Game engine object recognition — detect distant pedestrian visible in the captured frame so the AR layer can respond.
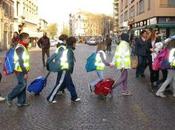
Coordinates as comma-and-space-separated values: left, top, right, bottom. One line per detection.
6, 33, 30, 107
11, 32, 19, 48
105, 35, 112, 54
37, 32, 50, 67
89, 43, 110, 91
0, 60, 5, 102
111, 33, 132, 96
47, 35, 80, 103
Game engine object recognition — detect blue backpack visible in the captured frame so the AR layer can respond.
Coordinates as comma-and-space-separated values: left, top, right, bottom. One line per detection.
27, 72, 50, 95
85, 52, 96, 72
3, 48, 15, 75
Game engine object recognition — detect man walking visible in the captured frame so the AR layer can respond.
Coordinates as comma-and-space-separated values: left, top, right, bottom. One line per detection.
37, 32, 50, 67
6, 33, 30, 107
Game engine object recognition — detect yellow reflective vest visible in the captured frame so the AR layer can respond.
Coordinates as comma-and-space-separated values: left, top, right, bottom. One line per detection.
14, 44, 30, 72
95, 50, 106, 71
169, 48, 175, 67
114, 40, 131, 69
55, 45, 69, 70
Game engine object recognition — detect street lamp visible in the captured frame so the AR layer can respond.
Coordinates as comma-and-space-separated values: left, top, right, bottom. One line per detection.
108, 19, 111, 35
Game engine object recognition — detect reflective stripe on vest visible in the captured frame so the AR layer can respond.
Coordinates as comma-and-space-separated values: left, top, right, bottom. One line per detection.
14, 44, 30, 72
95, 50, 106, 71
55, 45, 69, 70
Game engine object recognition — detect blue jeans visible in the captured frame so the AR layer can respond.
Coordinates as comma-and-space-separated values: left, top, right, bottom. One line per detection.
8, 72, 27, 104
90, 70, 104, 87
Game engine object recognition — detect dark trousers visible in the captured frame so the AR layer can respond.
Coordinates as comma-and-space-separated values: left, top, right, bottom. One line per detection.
42, 48, 50, 66
8, 72, 27, 104
47, 70, 78, 102
136, 56, 147, 76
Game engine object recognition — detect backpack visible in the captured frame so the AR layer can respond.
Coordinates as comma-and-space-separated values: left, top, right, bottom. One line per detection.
152, 48, 170, 71
46, 46, 66, 72
85, 52, 96, 72
3, 48, 15, 75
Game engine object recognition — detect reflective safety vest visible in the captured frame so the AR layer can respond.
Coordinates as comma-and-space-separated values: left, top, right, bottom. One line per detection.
55, 45, 69, 70
114, 40, 131, 69
169, 48, 175, 67
95, 50, 106, 71
14, 44, 30, 72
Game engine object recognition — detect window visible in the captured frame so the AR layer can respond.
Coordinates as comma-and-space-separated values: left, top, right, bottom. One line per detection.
148, 0, 150, 10
160, 0, 175, 7
129, 6, 135, 18
138, 0, 144, 14
17, 1, 19, 16
124, 11, 128, 21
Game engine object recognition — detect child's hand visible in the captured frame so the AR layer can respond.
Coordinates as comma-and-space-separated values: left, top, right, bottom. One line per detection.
109, 63, 114, 68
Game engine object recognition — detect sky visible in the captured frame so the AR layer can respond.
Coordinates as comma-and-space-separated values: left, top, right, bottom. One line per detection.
38, 0, 113, 24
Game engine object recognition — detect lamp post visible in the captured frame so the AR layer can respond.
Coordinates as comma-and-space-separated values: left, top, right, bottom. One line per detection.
108, 19, 111, 35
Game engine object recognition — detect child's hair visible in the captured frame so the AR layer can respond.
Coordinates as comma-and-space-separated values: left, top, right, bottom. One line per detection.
96, 43, 105, 51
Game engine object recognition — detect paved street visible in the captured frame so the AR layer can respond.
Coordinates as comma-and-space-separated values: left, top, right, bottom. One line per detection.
0, 44, 175, 130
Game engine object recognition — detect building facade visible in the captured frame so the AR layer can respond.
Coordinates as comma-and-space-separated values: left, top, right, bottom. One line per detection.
113, 0, 119, 34
69, 11, 113, 37
0, 0, 14, 49
119, 0, 175, 37
13, 0, 39, 38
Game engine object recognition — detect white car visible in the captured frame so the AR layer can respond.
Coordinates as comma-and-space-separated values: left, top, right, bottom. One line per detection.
50, 39, 58, 47
86, 38, 97, 45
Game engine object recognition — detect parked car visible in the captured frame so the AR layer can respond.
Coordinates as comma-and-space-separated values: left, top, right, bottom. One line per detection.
86, 38, 97, 45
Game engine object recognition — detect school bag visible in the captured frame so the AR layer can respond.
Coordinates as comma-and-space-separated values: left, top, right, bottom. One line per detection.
3, 48, 15, 75
85, 52, 96, 72
27, 72, 50, 95
94, 78, 115, 96
46, 46, 65, 72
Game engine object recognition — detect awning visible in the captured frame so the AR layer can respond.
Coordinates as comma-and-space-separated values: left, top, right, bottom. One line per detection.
146, 24, 175, 28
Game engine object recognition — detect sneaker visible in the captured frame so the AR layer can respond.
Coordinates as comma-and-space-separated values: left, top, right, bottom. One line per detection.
72, 97, 81, 102
0, 96, 5, 102
6, 97, 12, 106
121, 91, 132, 96
156, 92, 166, 98
48, 100, 57, 104
16, 103, 30, 107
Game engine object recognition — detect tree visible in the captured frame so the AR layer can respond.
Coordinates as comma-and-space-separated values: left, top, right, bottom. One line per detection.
47, 23, 58, 39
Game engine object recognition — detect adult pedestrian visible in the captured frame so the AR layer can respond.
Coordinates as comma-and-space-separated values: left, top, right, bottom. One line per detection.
105, 35, 112, 54
37, 32, 50, 67
11, 31, 19, 48
111, 33, 132, 95
6, 33, 30, 107
47, 35, 80, 103
135, 30, 148, 78
146, 30, 160, 88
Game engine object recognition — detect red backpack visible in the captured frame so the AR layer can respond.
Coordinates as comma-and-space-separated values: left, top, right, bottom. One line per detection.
94, 78, 115, 96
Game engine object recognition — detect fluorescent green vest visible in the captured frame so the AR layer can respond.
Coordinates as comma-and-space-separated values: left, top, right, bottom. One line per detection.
55, 45, 69, 70
95, 50, 106, 71
14, 44, 30, 72
114, 40, 131, 69
169, 48, 175, 67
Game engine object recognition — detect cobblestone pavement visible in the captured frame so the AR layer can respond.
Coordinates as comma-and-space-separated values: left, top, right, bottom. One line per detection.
0, 44, 175, 130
